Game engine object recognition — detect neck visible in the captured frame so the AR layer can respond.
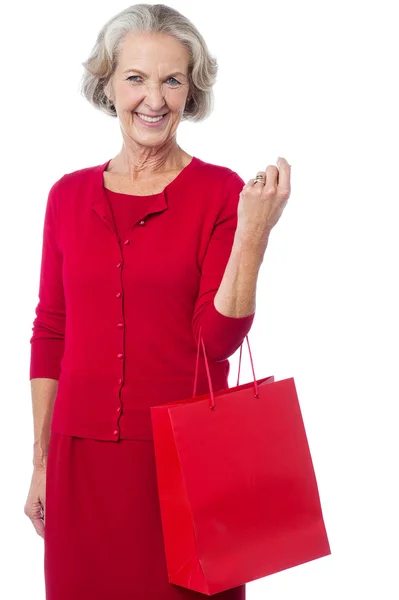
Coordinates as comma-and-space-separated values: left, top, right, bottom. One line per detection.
113, 140, 185, 181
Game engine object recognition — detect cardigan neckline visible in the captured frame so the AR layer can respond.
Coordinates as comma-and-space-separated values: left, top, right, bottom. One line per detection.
100, 155, 199, 198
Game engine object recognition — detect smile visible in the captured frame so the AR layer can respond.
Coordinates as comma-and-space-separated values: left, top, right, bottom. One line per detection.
136, 113, 166, 123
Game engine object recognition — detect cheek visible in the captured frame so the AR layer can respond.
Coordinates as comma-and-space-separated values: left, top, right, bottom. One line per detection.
165, 90, 188, 110
119, 86, 140, 105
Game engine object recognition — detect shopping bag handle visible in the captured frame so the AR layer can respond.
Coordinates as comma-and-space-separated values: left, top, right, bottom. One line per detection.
193, 325, 260, 410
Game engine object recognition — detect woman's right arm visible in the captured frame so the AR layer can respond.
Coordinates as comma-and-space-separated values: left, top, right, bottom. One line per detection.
25, 378, 58, 538
25, 181, 66, 537
31, 378, 58, 469
30, 179, 66, 461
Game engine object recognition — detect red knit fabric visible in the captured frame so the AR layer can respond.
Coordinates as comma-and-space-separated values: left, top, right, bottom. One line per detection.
34, 156, 254, 598
29, 156, 255, 441
44, 430, 246, 599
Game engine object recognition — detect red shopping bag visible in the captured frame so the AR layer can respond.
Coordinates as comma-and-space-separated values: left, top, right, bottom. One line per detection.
150, 327, 331, 595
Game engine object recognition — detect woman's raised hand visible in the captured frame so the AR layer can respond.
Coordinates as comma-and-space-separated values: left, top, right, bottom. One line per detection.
236, 157, 292, 248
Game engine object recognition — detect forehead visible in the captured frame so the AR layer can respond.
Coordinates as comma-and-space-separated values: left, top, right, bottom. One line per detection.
117, 32, 190, 72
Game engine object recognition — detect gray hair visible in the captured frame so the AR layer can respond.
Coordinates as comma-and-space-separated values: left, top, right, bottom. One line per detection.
79, 3, 218, 121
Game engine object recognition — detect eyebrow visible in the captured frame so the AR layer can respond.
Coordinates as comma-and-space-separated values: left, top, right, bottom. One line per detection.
123, 68, 187, 78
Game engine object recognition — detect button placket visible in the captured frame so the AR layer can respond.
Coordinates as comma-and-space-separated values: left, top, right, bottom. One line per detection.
115, 239, 126, 437
112, 219, 147, 438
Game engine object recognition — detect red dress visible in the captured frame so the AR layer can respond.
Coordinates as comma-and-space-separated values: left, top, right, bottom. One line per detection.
43, 185, 248, 599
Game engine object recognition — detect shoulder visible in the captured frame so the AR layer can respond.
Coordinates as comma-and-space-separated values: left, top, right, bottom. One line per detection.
45, 160, 108, 214
192, 157, 246, 217
193, 156, 246, 190
193, 157, 246, 217
49, 160, 107, 194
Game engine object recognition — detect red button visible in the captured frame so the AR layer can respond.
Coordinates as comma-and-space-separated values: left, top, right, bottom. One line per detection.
116, 292, 122, 298
113, 429, 119, 435
124, 239, 130, 245
117, 353, 123, 359
116, 262, 122, 268
118, 378, 123, 385
116, 406, 121, 413
139, 220, 146, 226
117, 322, 124, 328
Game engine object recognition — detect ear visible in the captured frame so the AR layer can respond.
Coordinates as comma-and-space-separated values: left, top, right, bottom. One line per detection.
104, 81, 114, 103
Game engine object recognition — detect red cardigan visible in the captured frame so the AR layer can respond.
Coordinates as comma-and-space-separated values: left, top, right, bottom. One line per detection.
29, 156, 255, 441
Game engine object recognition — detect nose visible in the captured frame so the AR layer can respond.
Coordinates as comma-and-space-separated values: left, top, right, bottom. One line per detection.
143, 81, 167, 112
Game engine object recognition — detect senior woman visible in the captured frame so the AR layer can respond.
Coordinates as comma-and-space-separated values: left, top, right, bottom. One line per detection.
25, 3, 291, 599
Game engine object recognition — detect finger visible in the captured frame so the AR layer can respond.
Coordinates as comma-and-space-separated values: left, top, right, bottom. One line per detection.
245, 178, 256, 187
253, 171, 266, 187
32, 516, 45, 538
264, 165, 279, 189
276, 157, 291, 190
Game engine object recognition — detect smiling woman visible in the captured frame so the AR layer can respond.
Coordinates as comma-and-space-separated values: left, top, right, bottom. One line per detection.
77, 3, 219, 180
101, 32, 192, 147
80, 5, 217, 123
27, 3, 252, 600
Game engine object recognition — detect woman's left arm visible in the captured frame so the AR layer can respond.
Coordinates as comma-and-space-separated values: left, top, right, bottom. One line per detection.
213, 234, 266, 318
214, 156, 291, 318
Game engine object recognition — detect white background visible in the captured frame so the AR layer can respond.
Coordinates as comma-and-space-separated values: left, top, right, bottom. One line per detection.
0, 0, 398, 598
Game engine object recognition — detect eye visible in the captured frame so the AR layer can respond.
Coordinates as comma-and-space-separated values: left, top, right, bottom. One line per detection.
127, 75, 181, 86
166, 77, 181, 86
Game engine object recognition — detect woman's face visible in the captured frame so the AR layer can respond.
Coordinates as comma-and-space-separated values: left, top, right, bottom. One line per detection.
105, 32, 191, 149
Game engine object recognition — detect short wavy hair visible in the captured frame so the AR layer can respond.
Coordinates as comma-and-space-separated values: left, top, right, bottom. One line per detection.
79, 3, 218, 122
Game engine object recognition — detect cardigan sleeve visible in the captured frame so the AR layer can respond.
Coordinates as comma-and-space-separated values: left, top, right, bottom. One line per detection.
192, 171, 255, 362
29, 181, 66, 380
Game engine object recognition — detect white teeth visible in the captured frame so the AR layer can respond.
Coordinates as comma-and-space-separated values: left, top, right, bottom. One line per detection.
137, 113, 164, 123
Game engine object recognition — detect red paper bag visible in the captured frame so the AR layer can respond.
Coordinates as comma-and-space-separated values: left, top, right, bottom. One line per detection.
150, 328, 330, 595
